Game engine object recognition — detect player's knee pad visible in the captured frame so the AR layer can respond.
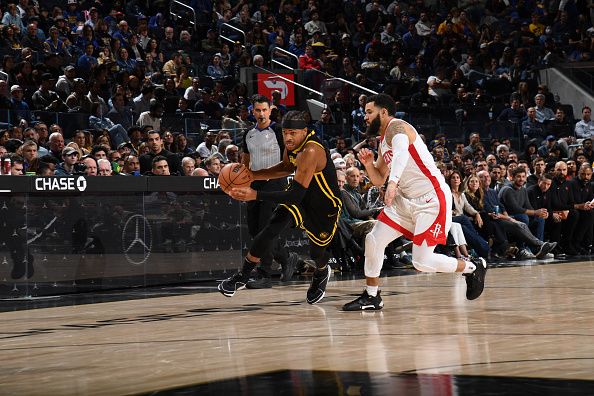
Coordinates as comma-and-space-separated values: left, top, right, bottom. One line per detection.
412, 244, 459, 273
364, 231, 375, 251
364, 232, 383, 278
411, 245, 437, 273
411, 258, 436, 273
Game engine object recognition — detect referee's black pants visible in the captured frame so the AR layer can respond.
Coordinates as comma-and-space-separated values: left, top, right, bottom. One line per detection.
247, 179, 289, 274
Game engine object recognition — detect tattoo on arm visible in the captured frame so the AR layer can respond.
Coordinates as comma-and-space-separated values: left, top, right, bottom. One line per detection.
385, 120, 407, 142
386, 120, 415, 146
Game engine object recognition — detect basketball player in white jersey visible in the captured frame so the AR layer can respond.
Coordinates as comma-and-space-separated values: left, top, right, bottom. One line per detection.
342, 94, 487, 311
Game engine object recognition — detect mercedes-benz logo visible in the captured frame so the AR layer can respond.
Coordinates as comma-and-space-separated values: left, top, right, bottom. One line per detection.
122, 214, 152, 265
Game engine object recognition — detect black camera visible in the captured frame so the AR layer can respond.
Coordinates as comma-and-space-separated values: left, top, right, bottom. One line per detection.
73, 162, 87, 175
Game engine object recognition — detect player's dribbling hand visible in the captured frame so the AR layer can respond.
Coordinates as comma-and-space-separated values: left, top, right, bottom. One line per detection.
383, 180, 397, 206
357, 148, 374, 166
229, 187, 257, 201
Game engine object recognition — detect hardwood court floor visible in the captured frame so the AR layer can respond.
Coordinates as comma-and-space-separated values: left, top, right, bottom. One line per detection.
2, 261, 594, 395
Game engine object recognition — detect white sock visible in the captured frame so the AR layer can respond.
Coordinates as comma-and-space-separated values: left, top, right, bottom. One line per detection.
462, 261, 476, 274
366, 285, 379, 297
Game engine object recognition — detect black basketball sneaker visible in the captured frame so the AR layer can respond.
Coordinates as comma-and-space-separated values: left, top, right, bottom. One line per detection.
342, 290, 384, 311
246, 267, 272, 289
218, 271, 250, 297
306, 265, 331, 304
464, 257, 487, 300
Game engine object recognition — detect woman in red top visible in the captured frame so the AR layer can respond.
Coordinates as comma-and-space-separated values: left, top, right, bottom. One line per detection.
298, 45, 322, 70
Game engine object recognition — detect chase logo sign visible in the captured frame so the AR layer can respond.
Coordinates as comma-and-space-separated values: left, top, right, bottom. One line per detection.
203, 176, 220, 190
34, 176, 87, 192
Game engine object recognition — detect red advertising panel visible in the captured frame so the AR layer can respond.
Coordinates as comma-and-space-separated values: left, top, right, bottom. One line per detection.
257, 73, 295, 106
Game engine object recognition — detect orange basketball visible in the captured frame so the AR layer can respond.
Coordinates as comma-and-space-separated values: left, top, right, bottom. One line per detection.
218, 163, 253, 193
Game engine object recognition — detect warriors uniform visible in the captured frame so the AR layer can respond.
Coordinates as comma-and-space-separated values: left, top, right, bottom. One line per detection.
282, 130, 342, 247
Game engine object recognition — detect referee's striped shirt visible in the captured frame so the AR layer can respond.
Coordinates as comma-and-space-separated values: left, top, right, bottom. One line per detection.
242, 122, 285, 171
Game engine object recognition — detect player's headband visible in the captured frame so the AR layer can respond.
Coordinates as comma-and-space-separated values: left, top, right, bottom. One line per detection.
282, 119, 307, 129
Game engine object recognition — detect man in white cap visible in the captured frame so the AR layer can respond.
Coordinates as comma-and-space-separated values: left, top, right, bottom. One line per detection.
10, 85, 31, 122
55, 146, 80, 176
333, 157, 346, 171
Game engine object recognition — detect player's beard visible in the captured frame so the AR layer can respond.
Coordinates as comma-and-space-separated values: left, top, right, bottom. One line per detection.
366, 114, 381, 136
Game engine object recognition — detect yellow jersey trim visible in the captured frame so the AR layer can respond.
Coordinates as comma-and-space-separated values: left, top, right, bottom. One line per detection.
305, 216, 340, 246
314, 173, 342, 208
293, 131, 316, 153
280, 204, 300, 226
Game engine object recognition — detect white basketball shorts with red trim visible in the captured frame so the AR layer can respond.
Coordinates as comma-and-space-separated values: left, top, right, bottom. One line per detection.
377, 189, 452, 247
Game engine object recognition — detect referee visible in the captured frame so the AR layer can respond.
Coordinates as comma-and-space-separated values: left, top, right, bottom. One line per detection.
241, 95, 298, 288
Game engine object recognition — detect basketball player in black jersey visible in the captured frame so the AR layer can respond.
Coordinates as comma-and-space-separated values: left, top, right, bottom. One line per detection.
242, 95, 298, 288
218, 110, 342, 304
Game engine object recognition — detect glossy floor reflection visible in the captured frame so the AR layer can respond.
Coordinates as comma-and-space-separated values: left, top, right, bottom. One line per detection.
0, 255, 579, 312
150, 370, 594, 395
2, 259, 594, 395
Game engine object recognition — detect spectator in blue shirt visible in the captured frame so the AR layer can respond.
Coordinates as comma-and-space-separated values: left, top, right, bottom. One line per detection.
77, 43, 98, 78
89, 102, 130, 147
288, 32, 306, 57
44, 27, 69, 56
497, 97, 525, 124
522, 107, 546, 140
207, 54, 227, 79
112, 20, 132, 48
9, 85, 31, 122
75, 25, 100, 53
1, 4, 25, 34
534, 94, 555, 123
351, 94, 367, 138
116, 47, 137, 73
63, 0, 83, 28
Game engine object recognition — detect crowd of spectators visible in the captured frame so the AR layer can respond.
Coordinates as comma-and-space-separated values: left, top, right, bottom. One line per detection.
1, 0, 594, 262
0, 0, 592, 163
333, 126, 594, 261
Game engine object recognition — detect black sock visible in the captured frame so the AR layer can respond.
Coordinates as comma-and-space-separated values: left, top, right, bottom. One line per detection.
241, 257, 258, 275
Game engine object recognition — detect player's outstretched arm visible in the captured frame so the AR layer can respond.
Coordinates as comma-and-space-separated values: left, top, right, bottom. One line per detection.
230, 148, 313, 204
236, 145, 319, 204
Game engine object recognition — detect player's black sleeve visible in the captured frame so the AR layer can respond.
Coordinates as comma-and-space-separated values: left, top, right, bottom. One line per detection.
256, 180, 307, 205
